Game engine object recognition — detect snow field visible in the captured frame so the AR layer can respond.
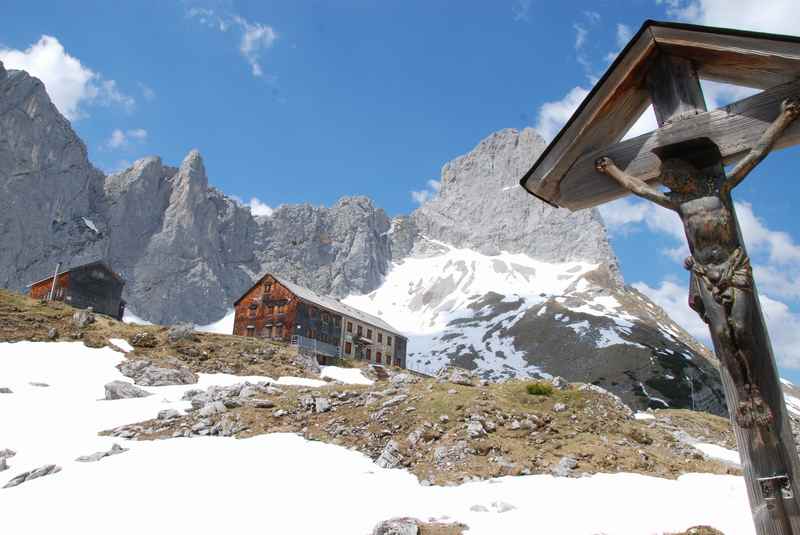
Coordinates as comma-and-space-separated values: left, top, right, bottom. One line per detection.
0, 341, 754, 534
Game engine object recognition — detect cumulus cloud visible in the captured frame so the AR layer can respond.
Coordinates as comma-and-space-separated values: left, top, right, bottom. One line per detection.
188, 8, 277, 78
247, 197, 274, 217
534, 86, 589, 142
633, 279, 710, 341
662, 0, 800, 36
105, 128, 148, 149
637, 277, 800, 369
411, 179, 442, 205
0, 35, 135, 120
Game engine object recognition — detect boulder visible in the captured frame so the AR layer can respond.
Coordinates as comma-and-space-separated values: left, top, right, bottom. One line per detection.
439, 366, 475, 387
375, 440, 403, 469
104, 380, 152, 400
72, 308, 95, 328
157, 409, 181, 420
76, 443, 128, 463
199, 401, 226, 417
0, 387, 12, 394
314, 397, 331, 413
130, 332, 158, 348
118, 359, 197, 386
167, 323, 196, 343
551, 456, 578, 477
551, 376, 568, 390
467, 420, 486, 439
3, 464, 61, 488
371, 518, 419, 535
293, 352, 320, 375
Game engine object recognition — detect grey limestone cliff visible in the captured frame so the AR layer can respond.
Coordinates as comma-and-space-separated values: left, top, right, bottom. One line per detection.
0, 62, 392, 324
409, 128, 620, 279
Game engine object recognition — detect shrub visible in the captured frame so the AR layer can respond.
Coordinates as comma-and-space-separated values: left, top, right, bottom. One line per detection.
526, 382, 553, 396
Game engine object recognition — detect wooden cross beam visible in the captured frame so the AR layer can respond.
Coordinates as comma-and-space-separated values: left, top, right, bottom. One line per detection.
558, 78, 800, 210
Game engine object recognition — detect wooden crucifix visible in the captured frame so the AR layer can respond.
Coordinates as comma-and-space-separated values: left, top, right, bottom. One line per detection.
520, 20, 800, 534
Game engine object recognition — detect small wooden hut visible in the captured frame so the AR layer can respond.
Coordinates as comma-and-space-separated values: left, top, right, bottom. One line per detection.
28, 261, 126, 320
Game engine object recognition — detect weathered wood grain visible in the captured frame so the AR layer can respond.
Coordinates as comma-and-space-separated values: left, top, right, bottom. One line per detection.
652, 25, 800, 89
521, 20, 800, 208
557, 77, 800, 210
520, 26, 657, 201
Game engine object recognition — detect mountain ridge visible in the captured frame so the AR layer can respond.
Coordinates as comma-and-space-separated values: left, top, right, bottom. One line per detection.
0, 62, 727, 413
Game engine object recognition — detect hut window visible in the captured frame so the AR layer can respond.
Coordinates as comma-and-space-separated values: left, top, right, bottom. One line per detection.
321, 312, 329, 323
347, 321, 353, 333
387, 336, 393, 346
246, 326, 255, 337
334, 317, 341, 328
248, 308, 257, 319
276, 324, 283, 338
345, 342, 352, 354
264, 283, 272, 293
378, 333, 383, 343
357, 325, 363, 336
366, 329, 372, 340
376, 351, 382, 364
309, 307, 317, 319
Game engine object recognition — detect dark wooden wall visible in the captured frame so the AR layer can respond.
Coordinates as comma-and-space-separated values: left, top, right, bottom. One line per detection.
233, 275, 298, 340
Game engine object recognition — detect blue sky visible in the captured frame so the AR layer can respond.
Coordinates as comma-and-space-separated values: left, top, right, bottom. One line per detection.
3, 0, 800, 379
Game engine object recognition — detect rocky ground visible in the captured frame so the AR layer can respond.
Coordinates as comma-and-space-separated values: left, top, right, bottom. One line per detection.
110, 366, 739, 486
0, 288, 311, 379
1, 288, 741, 490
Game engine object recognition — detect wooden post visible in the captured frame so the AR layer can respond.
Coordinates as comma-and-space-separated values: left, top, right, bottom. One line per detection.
646, 53, 800, 534
47, 262, 62, 302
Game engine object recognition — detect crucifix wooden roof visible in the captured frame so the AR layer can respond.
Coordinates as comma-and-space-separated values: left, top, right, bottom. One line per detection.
520, 19, 800, 211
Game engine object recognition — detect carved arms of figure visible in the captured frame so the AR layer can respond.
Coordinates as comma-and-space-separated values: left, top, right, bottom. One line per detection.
595, 156, 677, 210
724, 97, 800, 194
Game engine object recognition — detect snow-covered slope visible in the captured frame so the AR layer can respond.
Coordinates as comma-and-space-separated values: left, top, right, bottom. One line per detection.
0, 342, 753, 534
345, 237, 726, 415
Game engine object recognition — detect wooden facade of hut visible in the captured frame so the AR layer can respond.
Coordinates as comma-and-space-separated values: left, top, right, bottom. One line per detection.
28, 261, 126, 320
233, 274, 407, 367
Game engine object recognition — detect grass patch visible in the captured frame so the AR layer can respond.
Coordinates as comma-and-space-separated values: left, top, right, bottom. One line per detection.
525, 382, 553, 396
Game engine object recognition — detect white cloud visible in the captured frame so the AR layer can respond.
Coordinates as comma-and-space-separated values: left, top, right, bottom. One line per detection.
0, 35, 134, 120
233, 16, 277, 77
247, 197, 274, 217
105, 128, 148, 149
633, 279, 710, 341
635, 280, 800, 369
188, 9, 277, 78
411, 179, 442, 205
663, 0, 800, 37
534, 86, 589, 142
573, 24, 588, 50
615, 23, 633, 48
761, 294, 800, 368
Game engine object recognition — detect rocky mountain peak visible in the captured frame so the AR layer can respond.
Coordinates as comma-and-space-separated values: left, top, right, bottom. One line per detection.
410, 128, 621, 281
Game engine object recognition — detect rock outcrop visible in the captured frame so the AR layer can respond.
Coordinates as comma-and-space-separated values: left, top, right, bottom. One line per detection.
0, 63, 392, 324
409, 128, 620, 276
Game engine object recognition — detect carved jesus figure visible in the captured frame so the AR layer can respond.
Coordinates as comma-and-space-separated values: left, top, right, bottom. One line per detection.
595, 98, 799, 428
